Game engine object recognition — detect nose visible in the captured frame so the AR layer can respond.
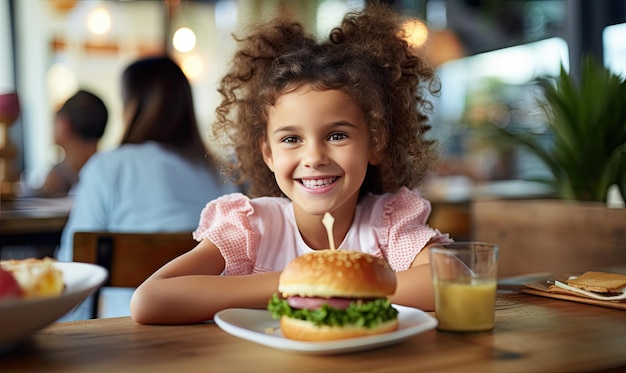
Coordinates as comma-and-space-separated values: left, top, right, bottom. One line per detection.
302, 141, 329, 168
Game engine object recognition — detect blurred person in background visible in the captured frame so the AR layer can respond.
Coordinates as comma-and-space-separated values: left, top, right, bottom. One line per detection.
34, 90, 108, 197
57, 55, 238, 319
1, 90, 107, 262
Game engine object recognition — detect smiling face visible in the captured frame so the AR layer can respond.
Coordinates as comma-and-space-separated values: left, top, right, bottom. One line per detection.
261, 85, 376, 220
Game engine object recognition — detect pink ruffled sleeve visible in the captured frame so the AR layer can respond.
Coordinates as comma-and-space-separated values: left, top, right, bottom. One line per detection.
192, 193, 258, 275
373, 187, 452, 271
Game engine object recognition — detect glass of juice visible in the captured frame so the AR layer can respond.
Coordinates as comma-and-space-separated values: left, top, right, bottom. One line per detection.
429, 242, 499, 332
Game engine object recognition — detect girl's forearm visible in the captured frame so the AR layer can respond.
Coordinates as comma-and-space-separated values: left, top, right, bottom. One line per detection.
131, 272, 281, 325
389, 263, 435, 311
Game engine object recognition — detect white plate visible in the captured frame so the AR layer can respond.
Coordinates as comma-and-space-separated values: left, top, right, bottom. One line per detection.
214, 305, 437, 355
0, 262, 108, 352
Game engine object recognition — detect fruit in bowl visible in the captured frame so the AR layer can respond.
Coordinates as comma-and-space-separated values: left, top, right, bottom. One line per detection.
0, 259, 108, 352
0, 266, 22, 299
0, 258, 64, 301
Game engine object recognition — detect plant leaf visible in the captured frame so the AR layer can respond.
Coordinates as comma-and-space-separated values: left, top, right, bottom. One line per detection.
490, 55, 626, 201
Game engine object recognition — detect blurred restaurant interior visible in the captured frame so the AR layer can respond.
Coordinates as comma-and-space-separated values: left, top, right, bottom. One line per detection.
1, 0, 625, 251
3, 3, 626, 365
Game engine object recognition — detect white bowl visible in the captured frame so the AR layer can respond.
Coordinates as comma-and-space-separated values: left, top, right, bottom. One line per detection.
0, 262, 108, 352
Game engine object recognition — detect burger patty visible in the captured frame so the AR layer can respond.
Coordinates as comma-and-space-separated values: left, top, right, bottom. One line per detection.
287, 296, 373, 310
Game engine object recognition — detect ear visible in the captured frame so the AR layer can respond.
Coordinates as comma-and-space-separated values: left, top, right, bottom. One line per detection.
54, 116, 72, 142
260, 138, 275, 172
368, 148, 379, 166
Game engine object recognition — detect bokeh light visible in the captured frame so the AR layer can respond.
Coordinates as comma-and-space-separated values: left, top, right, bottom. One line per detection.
86, 6, 111, 35
173, 27, 197, 53
180, 54, 204, 80
402, 19, 429, 49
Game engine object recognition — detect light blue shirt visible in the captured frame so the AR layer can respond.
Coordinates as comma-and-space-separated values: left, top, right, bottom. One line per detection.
58, 142, 237, 261
56, 142, 238, 319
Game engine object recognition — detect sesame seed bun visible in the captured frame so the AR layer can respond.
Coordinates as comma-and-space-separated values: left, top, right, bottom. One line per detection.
278, 250, 397, 298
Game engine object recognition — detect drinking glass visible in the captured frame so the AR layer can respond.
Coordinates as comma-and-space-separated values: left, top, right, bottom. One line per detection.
429, 242, 499, 332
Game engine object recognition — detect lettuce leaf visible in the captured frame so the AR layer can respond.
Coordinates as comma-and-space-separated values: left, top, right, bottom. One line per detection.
267, 294, 398, 328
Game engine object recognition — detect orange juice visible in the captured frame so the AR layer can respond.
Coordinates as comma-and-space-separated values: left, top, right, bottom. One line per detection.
434, 278, 497, 332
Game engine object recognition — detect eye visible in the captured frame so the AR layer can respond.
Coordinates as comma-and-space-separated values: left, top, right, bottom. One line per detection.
280, 136, 301, 144
328, 132, 348, 141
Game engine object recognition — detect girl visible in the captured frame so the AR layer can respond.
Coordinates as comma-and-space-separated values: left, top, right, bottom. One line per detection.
131, 4, 451, 325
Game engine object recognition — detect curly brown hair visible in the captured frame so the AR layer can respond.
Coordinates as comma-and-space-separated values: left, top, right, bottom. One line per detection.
212, 3, 440, 198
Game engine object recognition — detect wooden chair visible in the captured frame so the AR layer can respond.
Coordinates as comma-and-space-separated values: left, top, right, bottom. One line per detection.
72, 231, 197, 318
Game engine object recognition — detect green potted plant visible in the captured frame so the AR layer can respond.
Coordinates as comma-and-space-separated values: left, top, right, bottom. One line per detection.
492, 56, 626, 202
471, 56, 626, 277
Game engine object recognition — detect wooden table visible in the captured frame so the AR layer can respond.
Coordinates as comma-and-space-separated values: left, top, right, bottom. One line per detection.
0, 197, 71, 257
2, 290, 625, 372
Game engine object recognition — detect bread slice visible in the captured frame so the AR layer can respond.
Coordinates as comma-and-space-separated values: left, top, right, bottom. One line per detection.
567, 271, 626, 294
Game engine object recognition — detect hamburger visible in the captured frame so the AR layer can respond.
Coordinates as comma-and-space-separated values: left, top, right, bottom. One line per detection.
267, 250, 399, 341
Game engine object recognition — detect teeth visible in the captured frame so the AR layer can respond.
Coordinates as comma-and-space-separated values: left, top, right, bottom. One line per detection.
301, 177, 337, 188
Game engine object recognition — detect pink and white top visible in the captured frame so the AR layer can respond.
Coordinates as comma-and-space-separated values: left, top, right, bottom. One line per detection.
193, 187, 451, 275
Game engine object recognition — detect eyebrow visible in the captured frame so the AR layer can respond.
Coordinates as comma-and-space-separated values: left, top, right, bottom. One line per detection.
271, 121, 359, 136
271, 125, 298, 136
